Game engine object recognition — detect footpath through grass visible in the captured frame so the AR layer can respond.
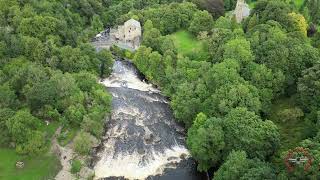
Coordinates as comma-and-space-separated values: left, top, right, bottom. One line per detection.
170, 30, 209, 61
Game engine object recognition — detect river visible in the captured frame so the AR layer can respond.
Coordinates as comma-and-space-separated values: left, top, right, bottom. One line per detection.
93, 60, 204, 180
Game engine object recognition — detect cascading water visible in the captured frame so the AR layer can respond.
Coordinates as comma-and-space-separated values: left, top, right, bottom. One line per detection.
93, 60, 203, 180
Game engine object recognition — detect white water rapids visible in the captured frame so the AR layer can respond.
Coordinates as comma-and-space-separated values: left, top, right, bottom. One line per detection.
93, 60, 201, 180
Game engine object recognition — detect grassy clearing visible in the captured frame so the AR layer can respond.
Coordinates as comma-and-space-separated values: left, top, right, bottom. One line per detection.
0, 148, 61, 180
268, 97, 312, 166
170, 30, 209, 61
269, 98, 309, 151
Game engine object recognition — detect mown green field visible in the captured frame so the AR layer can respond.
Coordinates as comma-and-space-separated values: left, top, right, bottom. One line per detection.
170, 30, 209, 61
0, 148, 61, 180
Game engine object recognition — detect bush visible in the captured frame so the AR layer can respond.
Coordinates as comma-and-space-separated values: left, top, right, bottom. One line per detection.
71, 159, 82, 174
74, 131, 94, 155
81, 116, 103, 138
277, 107, 304, 123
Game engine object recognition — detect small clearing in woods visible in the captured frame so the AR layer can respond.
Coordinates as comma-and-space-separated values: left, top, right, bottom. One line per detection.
170, 30, 209, 61
0, 148, 60, 180
268, 97, 312, 165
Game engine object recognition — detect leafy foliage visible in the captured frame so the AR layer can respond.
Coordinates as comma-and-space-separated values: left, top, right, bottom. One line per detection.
0, 0, 113, 156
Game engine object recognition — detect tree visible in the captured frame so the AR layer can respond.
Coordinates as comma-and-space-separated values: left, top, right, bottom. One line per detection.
74, 131, 94, 155
207, 28, 234, 62
223, 38, 254, 66
242, 62, 285, 113
73, 71, 98, 92
65, 104, 86, 126
214, 16, 233, 30
6, 109, 41, 145
204, 59, 243, 93
0, 108, 15, 146
222, 108, 280, 159
142, 20, 162, 51
159, 36, 176, 55
171, 82, 203, 126
18, 15, 61, 41
288, 12, 308, 37
286, 39, 320, 86
188, 10, 213, 35
214, 151, 250, 180
20, 130, 46, 155
214, 150, 276, 180
0, 83, 17, 109
147, 51, 163, 83
192, 0, 224, 17
23, 80, 57, 111
134, 46, 152, 73
81, 115, 103, 137
208, 83, 262, 116
298, 64, 320, 112
97, 49, 114, 78
91, 14, 103, 32
250, 0, 291, 29
187, 114, 225, 171
58, 46, 90, 73
21, 36, 46, 63
306, 0, 320, 24
49, 72, 80, 111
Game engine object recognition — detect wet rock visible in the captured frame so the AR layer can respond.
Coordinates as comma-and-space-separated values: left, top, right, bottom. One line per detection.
137, 148, 145, 155
127, 128, 134, 135
144, 133, 154, 144
79, 166, 94, 179
167, 156, 179, 161
180, 153, 187, 160
154, 136, 161, 143
91, 138, 101, 148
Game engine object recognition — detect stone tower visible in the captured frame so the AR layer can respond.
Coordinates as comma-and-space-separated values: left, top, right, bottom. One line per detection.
234, 0, 250, 23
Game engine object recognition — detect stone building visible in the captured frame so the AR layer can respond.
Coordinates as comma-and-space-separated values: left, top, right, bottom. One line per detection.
113, 19, 142, 50
92, 19, 142, 51
234, 0, 250, 23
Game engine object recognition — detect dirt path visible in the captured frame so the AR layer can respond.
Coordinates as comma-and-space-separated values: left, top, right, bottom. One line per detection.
51, 127, 75, 180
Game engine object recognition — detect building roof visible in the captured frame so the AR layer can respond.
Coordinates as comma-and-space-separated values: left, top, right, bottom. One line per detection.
124, 19, 141, 28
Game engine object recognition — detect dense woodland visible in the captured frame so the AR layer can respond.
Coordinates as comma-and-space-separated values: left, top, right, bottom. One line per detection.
0, 0, 117, 168
0, 0, 320, 179
130, 0, 320, 179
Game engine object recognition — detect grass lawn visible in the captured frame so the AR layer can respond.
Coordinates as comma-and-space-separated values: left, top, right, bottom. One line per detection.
169, 30, 209, 61
0, 148, 61, 180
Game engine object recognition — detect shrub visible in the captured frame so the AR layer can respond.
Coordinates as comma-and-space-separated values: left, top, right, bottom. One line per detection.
74, 131, 93, 155
71, 159, 82, 174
